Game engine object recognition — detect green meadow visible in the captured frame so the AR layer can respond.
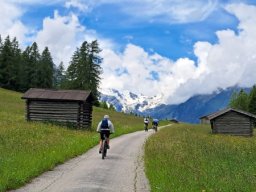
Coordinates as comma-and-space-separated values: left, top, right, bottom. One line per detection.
0, 88, 144, 191
145, 124, 256, 192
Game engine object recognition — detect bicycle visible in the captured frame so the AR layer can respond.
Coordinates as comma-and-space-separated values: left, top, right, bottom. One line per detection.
101, 133, 108, 159
152, 124, 158, 132
144, 123, 148, 132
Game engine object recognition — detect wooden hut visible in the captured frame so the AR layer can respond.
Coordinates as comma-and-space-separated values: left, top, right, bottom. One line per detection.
21, 88, 93, 128
170, 119, 179, 124
199, 115, 211, 124
201, 108, 256, 136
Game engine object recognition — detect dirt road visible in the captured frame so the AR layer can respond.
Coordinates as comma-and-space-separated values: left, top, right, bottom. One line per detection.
12, 128, 159, 192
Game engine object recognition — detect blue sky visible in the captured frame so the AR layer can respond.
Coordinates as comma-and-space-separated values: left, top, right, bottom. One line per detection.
1, 0, 256, 104
20, 0, 242, 59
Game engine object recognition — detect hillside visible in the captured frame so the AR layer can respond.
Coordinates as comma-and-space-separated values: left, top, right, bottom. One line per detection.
0, 88, 144, 191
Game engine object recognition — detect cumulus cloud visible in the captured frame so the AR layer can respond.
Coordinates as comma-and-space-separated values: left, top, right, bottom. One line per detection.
100, 3, 256, 104
0, 1, 114, 67
100, 44, 198, 103
35, 11, 86, 66
0, 1, 28, 42
1, 1, 255, 106
34, 10, 114, 67
165, 3, 256, 103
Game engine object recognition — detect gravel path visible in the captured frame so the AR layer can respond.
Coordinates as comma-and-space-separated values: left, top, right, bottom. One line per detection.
11, 129, 158, 192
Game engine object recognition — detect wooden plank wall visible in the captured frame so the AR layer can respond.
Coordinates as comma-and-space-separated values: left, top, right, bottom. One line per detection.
212, 111, 253, 136
79, 102, 92, 128
200, 118, 210, 124
26, 100, 92, 128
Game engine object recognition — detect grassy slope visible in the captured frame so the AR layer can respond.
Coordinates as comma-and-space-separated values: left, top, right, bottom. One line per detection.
145, 124, 256, 192
0, 88, 144, 191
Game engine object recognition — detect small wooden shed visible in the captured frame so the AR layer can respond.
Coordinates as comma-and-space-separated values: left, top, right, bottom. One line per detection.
21, 88, 93, 128
170, 119, 179, 124
199, 115, 211, 124
201, 108, 256, 136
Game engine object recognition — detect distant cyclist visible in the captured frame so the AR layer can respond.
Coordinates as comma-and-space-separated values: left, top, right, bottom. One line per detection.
152, 118, 159, 132
97, 115, 115, 154
144, 117, 150, 131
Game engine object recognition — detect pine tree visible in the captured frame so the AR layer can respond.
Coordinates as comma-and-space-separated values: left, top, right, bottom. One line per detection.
39, 47, 54, 88
53, 62, 66, 88
229, 89, 249, 111
66, 40, 102, 105
248, 85, 256, 115
100, 101, 108, 109
20, 43, 41, 91
88, 40, 102, 104
76, 41, 90, 89
0, 36, 21, 90
0, 36, 12, 88
30, 42, 41, 87
109, 104, 116, 111
0, 35, 2, 53
11, 37, 21, 90
66, 48, 80, 88
19, 46, 31, 91
0, 35, 5, 86
229, 91, 238, 108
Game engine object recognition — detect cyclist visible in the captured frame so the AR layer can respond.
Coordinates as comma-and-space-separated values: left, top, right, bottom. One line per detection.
152, 118, 159, 131
97, 115, 115, 154
144, 117, 150, 131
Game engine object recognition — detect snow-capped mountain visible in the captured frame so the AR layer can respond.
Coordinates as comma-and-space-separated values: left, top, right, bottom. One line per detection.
100, 88, 163, 113
100, 86, 252, 123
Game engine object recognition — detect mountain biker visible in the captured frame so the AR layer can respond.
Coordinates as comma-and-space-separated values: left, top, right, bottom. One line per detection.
97, 115, 115, 154
144, 117, 150, 131
152, 118, 159, 131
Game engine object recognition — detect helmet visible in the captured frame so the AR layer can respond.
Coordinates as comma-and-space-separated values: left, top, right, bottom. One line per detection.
104, 115, 109, 119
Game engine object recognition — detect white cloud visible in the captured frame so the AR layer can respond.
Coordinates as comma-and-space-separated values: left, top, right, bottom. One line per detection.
1, 1, 255, 106
100, 3, 256, 104
34, 10, 114, 68
165, 3, 256, 104
35, 11, 85, 66
0, 1, 114, 68
121, 0, 218, 23
69, 0, 218, 23
65, 0, 89, 12
0, 1, 28, 42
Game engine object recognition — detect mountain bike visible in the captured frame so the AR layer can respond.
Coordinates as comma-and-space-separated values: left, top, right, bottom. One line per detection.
144, 123, 148, 132
152, 124, 158, 132
101, 133, 108, 159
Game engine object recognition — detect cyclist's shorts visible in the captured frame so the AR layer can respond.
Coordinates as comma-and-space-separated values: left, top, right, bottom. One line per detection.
100, 130, 110, 140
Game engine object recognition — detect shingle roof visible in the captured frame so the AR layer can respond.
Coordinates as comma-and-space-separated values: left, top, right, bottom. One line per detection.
21, 88, 92, 102
200, 108, 256, 120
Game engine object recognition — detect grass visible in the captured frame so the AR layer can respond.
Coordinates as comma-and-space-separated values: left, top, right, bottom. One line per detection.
145, 123, 256, 192
0, 88, 145, 191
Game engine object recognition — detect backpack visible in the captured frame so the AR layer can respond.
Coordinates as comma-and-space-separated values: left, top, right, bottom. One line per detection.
101, 119, 109, 129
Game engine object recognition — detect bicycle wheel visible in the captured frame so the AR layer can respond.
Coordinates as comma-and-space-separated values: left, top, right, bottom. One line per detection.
104, 140, 107, 157
153, 125, 157, 132
102, 139, 105, 159
144, 124, 148, 132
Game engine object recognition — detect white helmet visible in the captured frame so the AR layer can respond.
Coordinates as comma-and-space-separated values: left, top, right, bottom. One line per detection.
104, 115, 109, 119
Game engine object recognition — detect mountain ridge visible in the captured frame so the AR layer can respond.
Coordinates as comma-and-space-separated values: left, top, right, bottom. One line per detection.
100, 86, 251, 123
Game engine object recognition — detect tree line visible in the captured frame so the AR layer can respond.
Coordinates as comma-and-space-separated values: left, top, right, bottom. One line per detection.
0, 35, 103, 105
229, 85, 256, 115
